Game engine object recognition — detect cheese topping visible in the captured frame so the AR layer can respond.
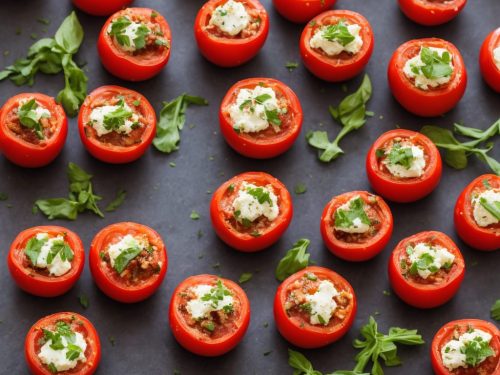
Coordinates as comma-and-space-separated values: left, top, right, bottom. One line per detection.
107, 234, 148, 268
403, 47, 454, 90
305, 278, 339, 325
309, 23, 363, 56
472, 189, 500, 227
334, 196, 371, 234
38, 330, 87, 372
493, 46, 500, 70
441, 329, 493, 371
209, 0, 250, 36
232, 182, 279, 223
89, 102, 140, 137
29, 233, 72, 277
186, 282, 234, 320
384, 143, 426, 178
407, 243, 455, 279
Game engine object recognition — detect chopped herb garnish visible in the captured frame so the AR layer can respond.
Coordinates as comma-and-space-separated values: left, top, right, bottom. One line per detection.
190, 210, 200, 220
322, 21, 355, 46
105, 189, 126, 212
334, 197, 371, 229
238, 272, 253, 284
285, 61, 299, 71
294, 183, 307, 195
113, 246, 142, 273
78, 293, 89, 309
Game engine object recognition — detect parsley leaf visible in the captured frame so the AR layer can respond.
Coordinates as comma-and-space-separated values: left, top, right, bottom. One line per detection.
463, 336, 494, 367
201, 280, 233, 309
246, 186, 272, 205
103, 100, 133, 131
275, 238, 311, 281
387, 143, 414, 169
47, 239, 74, 264
114, 246, 142, 274
322, 21, 355, 46
334, 197, 370, 229
24, 236, 46, 266
105, 189, 127, 212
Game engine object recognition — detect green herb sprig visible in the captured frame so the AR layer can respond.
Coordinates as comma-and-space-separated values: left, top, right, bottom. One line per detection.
275, 238, 311, 281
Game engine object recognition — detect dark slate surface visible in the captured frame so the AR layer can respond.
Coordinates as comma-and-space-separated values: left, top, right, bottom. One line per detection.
0, 0, 499, 374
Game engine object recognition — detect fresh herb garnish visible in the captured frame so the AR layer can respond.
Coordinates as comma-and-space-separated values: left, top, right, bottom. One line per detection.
285, 61, 299, 71
412, 47, 453, 80
24, 236, 46, 266
246, 186, 272, 205
238, 272, 253, 284
105, 189, 126, 212
78, 293, 89, 309
491, 300, 500, 321
47, 239, 74, 264
322, 21, 355, 46
190, 210, 200, 220
201, 280, 233, 310
288, 349, 370, 375
113, 246, 142, 274
294, 183, 307, 195
17, 99, 48, 139
275, 238, 311, 281
387, 143, 414, 169
334, 197, 370, 229
479, 197, 500, 220
463, 335, 495, 367
103, 100, 133, 131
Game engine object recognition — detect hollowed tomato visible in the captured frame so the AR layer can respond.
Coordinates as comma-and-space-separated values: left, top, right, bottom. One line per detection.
480, 28, 500, 93
272, 0, 336, 24
398, 0, 467, 26
72, 0, 133, 16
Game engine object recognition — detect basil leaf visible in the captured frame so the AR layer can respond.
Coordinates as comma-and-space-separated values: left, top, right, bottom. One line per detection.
33, 198, 80, 220
105, 189, 127, 212
306, 131, 344, 162
275, 238, 311, 281
54, 11, 84, 54
322, 21, 355, 46
24, 236, 46, 266
114, 247, 142, 274
17, 99, 45, 139
334, 197, 371, 228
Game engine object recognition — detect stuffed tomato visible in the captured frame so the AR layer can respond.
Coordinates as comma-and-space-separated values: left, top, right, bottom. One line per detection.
219, 78, 303, 158
210, 172, 293, 252
320, 191, 393, 261
169, 274, 250, 356
194, 0, 269, 67
89, 222, 168, 303
388, 38, 467, 117
0, 93, 67, 168
480, 27, 500, 93
398, 0, 467, 26
274, 266, 356, 348
273, 0, 336, 24
78, 85, 156, 164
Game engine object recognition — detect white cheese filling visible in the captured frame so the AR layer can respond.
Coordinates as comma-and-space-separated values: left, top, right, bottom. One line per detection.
472, 189, 500, 227
38, 331, 87, 372
441, 329, 493, 371
403, 47, 454, 90
209, 0, 250, 36
32, 233, 72, 277
89, 103, 139, 137
309, 23, 363, 56
305, 278, 339, 325
408, 243, 455, 279
334, 196, 370, 234
107, 234, 148, 268
493, 46, 500, 70
229, 86, 281, 133
186, 283, 234, 320
231, 182, 279, 223
384, 143, 426, 178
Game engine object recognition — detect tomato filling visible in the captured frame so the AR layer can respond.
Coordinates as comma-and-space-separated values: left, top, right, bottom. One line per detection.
284, 272, 353, 328
469, 180, 500, 232
205, 1, 262, 39
176, 280, 242, 339
84, 94, 147, 147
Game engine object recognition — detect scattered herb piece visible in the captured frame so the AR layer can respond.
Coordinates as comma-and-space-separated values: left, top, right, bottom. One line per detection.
190, 210, 200, 220
294, 183, 307, 194
275, 238, 311, 281
169, 162, 176, 168
238, 272, 253, 284
382, 290, 391, 296
285, 61, 299, 71
105, 189, 126, 212
78, 293, 89, 309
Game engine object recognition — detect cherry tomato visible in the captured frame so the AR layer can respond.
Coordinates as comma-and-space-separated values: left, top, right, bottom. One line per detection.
194, 0, 269, 67
25, 312, 101, 375
321, 191, 393, 261
72, 0, 133, 16
431, 319, 500, 375
89, 222, 168, 303
388, 231, 465, 309
300, 10, 374, 82
0, 93, 67, 168
274, 266, 357, 348
169, 274, 250, 356
388, 38, 467, 117
366, 129, 442, 203
398, 0, 467, 26
97, 8, 171, 81
78, 85, 156, 164
480, 28, 500, 93
219, 78, 303, 158
210, 172, 293, 252
7, 226, 84, 298
454, 174, 499, 251
272, 0, 336, 24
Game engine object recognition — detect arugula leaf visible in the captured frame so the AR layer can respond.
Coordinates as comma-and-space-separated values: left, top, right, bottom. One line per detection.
275, 239, 311, 281
24, 236, 47, 266
288, 349, 322, 375
114, 247, 142, 274
153, 94, 208, 154
491, 300, 500, 321
335, 197, 371, 228
238, 272, 253, 284
322, 21, 355, 46
105, 189, 127, 212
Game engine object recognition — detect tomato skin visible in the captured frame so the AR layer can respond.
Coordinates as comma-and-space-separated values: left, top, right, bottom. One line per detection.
300, 10, 374, 82
388, 231, 465, 309
97, 8, 171, 81
388, 38, 467, 117
25, 312, 101, 375
431, 319, 500, 375
89, 222, 168, 303
454, 174, 500, 251
210, 172, 293, 252
366, 129, 442, 203
7, 226, 84, 298
194, 0, 269, 67
72, 0, 133, 16
169, 274, 251, 357
0, 93, 67, 168
78, 85, 156, 164
272, 0, 336, 23
273, 266, 357, 348
320, 191, 393, 261
219, 78, 303, 159
480, 28, 500, 93
398, 0, 467, 26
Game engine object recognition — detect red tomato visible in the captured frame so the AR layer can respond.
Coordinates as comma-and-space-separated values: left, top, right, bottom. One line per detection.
72, 0, 133, 16
0, 93, 67, 168
25, 312, 101, 375
300, 10, 374, 82
398, 0, 467, 26
480, 28, 500, 93
274, 266, 357, 348
388, 38, 467, 117
431, 319, 500, 375
97, 8, 171, 81
194, 0, 269, 67
210, 172, 293, 252
272, 0, 336, 23
7, 226, 84, 298
78, 85, 156, 164
219, 78, 303, 158
169, 274, 251, 356
454, 174, 500, 251
366, 129, 442, 203
388, 231, 465, 309
89, 222, 168, 303
320, 191, 393, 261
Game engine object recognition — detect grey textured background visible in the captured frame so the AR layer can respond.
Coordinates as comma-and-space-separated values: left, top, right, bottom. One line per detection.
0, 0, 499, 374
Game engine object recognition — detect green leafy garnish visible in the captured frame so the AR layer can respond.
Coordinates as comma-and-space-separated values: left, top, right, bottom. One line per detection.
78, 293, 89, 309
412, 47, 453, 80
17, 99, 48, 139
387, 143, 414, 169
322, 21, 355, 46
47, 363, 58, 373
275, 238, 311, 281
463, 336, 495, 367
105, 189, 127, 212
114, 246, 142, 274
47, 239, 74, 264
24, 236, 46, 266
201, 280, 233, 309
307, 75, 372, 162
190, 210, 200, 220
285, 61, 299, 71
491, 300, 500, 321
108, 17, 150, 50
334, 197, 371, 229
479, 197, 500, 220
287, 349, 370, 375
238, 272, 253, 284
294, 183, 307, 194
265, 108, 282, 126
246, 186, 272, 205
103, 100, 133, 131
